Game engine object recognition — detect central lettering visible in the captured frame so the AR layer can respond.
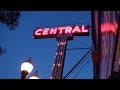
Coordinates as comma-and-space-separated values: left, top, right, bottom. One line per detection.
33, 25, 89, 39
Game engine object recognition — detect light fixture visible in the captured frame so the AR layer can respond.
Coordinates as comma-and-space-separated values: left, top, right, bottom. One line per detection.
21, 57, 33, 79
29, 71, 39, 79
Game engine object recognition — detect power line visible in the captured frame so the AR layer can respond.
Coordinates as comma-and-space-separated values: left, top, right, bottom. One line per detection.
75, 39, 90, 48
73, 29, 91, 47
66, 50, 92, 79
67, 43, 86, 53
67, 43, 89, 52
69, 13, 91, 24
73, 52, 92, 79
63, 49, 92, 79
66, 51, 92, 79
37, 11, 52, 27
35, 22, 90, 28
67, 38, 91, 53
66, 48, 90, 50
36, 12, 91, 28
37, 12, 92, 79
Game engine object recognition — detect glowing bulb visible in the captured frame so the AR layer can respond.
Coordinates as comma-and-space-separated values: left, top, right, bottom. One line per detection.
53, 64, 55, 67
59, 52, 63, 55
64, 41, 66, 45
50, 77, 52, 79
29, 76, 39, 79
60, 42, 63, 45
58, 63, 61, 67
56, 53, 57, 55
21, 62, 33, 73
29, 71, 39, 79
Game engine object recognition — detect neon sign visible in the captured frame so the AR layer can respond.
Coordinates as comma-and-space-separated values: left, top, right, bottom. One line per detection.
101, 21, 118, 34
33, 25, 89, 39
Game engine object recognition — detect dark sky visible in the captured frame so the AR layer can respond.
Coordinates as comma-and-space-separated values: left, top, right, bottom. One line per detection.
0, 11, 93, 79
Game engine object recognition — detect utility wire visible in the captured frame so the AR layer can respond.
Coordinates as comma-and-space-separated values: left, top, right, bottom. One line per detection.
66, 48, 90, 50
60, 12, 91, 26
36, 12, 91, 28
69, 13, 91, 24
74, 37, 90, 46
73, 52, 92, 79
66, 50, 92, 79
63, 12, 91, 78
37, 11, 51, 28
63, 49, 92, 79
67, 43, 86, 53
67, 44, 88, 51
38, 12, 92, 78
67, 51, 92, 79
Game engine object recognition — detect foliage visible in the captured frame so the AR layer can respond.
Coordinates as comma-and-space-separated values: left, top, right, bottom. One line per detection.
0, 46, 6, 56
0, 11, 21, 56
0, 11, 21, 30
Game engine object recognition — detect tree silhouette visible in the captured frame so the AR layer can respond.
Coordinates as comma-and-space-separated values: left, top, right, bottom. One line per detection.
0, 11, 21, 30
0, 11, 21, 55
0, 46, 6, 56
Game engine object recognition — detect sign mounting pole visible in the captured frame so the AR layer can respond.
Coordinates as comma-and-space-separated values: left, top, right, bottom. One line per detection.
51, 34, 73, 79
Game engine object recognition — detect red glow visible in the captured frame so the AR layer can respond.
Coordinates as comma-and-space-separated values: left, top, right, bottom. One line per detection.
34, 29, 42, 35
49, 28, 57, 35
101, 21, 118, 34
65, 26, 72, 34
42, 28, 49, 35
72, 26, 81, 33
33, 25, 89, 39
58, 27, 65, 34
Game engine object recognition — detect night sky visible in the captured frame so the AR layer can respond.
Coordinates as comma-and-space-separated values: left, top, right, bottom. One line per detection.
0, 11, 93, 79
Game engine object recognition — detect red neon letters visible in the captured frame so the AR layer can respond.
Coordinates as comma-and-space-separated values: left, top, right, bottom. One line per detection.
33, 25, 89, 39
101, 21, 118, 34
